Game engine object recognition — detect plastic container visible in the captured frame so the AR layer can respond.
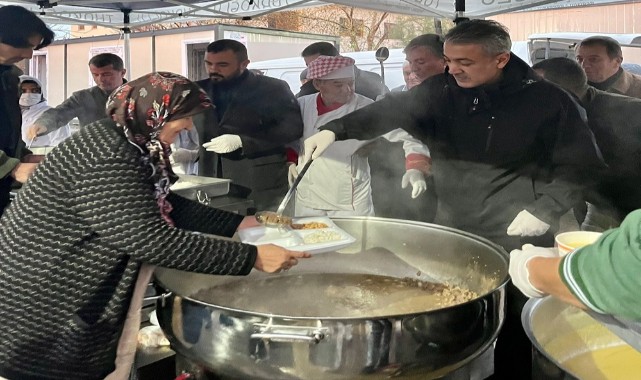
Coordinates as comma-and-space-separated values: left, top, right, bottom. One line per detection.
170, 175, 231, 201
238, 216, 356, 254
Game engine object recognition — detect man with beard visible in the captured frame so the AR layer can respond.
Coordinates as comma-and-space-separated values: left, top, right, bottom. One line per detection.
196, 39, 303, 211
302, 20, 604, 379
26, 53, 126, 139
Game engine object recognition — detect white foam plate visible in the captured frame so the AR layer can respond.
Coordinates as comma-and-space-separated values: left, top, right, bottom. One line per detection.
238, 216, 356, 254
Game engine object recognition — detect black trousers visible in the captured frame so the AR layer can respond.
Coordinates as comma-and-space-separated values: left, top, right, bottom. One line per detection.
491, 282, 533, 379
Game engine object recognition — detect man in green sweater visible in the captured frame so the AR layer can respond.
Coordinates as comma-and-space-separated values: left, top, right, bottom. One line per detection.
510, 209, 641, 320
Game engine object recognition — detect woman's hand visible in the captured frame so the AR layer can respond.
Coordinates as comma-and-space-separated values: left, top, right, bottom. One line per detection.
11, 163, 38, 183
237, 215, 260, 230
254, 244, 311, 273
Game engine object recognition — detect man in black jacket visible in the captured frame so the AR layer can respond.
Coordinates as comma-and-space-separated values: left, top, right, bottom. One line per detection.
196, 39, 303, 211
296, 42, 388, 100
0, 5, 54, 216
533, 57, 641, 230
303, 20, 605, 379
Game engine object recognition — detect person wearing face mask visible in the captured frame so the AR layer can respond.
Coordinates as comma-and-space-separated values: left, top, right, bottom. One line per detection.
19, 75, 71, 148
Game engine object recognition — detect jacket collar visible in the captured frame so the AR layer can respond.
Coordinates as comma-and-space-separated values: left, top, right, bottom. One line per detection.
608, 69, 637, 95
444, 54, 539, 113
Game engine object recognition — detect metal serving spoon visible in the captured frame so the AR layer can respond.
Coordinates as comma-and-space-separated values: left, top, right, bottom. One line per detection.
255, 159, 314, 228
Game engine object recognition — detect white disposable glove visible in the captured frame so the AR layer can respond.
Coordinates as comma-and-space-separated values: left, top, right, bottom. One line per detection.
401, 169, 427, 199
170, 148, 196, 164
202, 134, 242, 153
287, 163, 299, 187
509, 244, 558, 298
302, 130, 336, 163
507, 210, 550, 237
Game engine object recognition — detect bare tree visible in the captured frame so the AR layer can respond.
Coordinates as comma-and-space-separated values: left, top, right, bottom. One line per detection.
129, 5, 453, 52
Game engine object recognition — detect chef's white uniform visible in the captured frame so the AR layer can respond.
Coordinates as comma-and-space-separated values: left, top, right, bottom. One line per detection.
295, 93, 429, 216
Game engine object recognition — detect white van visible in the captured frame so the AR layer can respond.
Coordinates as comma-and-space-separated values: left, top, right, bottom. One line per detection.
249, 49, 407, 94
525, 32, 641, 66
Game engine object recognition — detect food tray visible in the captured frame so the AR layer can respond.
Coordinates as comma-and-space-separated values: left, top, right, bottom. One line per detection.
170, 175, 231, 200
238, 216, 356, 254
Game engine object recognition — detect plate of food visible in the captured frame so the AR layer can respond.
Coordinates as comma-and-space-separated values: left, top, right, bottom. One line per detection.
238, 216, 356, 254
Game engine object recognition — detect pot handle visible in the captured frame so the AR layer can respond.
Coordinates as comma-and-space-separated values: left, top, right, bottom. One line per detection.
251, 330, 326, 344
143, 292, 173, 307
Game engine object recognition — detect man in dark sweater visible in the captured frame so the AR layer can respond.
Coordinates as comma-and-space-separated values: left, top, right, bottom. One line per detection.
196, 39, 303, 211
0, 5, 54, 215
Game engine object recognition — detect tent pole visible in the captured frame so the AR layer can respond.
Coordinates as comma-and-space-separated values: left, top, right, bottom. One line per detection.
151, 34, 156, 72
454, 0, 469, 25
122, 8, 132, 80
63, 43, 68, 99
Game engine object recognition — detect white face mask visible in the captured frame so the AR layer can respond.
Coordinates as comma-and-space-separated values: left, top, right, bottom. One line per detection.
19, 93, 42, 107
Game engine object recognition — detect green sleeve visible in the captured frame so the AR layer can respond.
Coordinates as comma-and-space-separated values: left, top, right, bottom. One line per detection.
560, 209, 641, 320
0, 150, 20, 179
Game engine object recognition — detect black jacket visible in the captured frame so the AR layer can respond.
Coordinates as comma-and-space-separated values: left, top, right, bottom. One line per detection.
195, 71, 303, 210
321, 56, 604, 246
296, 66, 389, 100
581, 86, 641, 217
0, 65, 28, 214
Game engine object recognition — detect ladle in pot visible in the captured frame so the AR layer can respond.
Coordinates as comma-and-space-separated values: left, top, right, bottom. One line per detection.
255, 159, 313, 228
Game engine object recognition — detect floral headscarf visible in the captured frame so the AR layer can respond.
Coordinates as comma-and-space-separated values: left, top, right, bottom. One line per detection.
106, 72, 212, 226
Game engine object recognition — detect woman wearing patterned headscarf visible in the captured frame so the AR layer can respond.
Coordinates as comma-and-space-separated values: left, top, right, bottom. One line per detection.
0, 72, 310, 380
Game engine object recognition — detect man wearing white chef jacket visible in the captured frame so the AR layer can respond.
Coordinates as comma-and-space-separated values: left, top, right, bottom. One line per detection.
289, 55, 431, 216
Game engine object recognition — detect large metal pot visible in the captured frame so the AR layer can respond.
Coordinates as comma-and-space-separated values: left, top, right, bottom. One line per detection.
523, 297, 641, 380
155, 217, 509, 379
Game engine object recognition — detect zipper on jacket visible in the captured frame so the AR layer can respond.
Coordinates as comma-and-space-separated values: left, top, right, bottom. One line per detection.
485, 116, 495, 153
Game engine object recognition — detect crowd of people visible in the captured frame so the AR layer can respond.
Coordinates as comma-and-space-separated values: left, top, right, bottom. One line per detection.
1, 3, 641, 379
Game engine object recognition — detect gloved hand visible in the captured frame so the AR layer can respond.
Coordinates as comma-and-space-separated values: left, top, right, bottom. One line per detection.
302, 130, 336, 163
401, 169, 427, 198
170, 148, 196, 164
27, 123, 47, 140
287, 163, 299, 187
507, 210, 550, 237
202, 134, 242, 153
509, 244, 558, 298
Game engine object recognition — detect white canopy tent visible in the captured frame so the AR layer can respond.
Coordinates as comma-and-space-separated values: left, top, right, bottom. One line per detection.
3, 0, 635, 29
0, 0, 635, 86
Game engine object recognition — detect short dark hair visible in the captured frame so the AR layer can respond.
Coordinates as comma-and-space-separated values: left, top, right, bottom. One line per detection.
301, 42, 338, 58
445, 19, 511, 56
0, 5, 54, 50
206, 39, 248, 62
403, 34, 444, 58
577, 36, 622, 60
89, 53, 124, 71
532, 57, 588, 97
